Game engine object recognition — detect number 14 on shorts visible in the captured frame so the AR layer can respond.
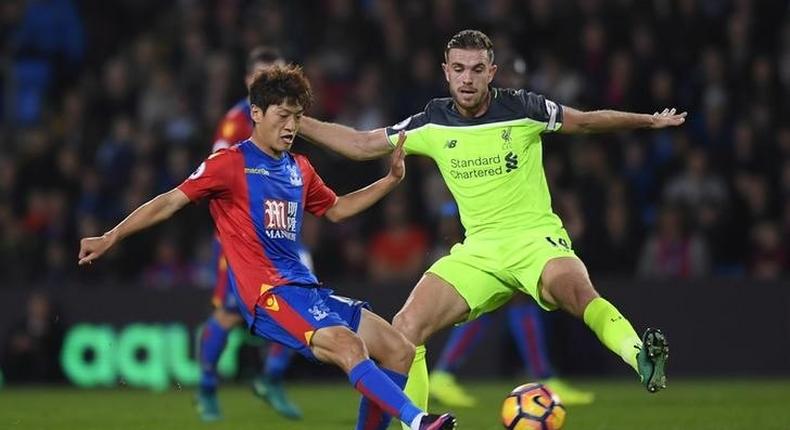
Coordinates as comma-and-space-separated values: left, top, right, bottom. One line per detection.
545, 236, 571, 250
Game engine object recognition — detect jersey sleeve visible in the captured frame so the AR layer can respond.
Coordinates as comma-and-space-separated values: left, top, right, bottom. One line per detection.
518, 90, 563, 133
384, 110, 432, 157
295, 155, 338, 217
178, 151, 235, 201
212, 111, 251, 152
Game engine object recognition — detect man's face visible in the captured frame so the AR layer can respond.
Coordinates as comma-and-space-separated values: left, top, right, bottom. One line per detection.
442, 48, 497, 112
251, 99, 303, 155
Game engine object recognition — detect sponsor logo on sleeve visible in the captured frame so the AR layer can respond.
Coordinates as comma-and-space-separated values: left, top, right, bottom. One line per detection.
391, 116, 412, 131
188, 162, 206, 180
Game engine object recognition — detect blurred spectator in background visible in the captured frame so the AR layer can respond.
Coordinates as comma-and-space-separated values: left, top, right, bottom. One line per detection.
664, 147, 728, 216
143, 237, 193, 289
5, 0, 84, 126
1, 291, 64, 382
749, 221, 786, 280
367, 190, 428, 283
588, 196, 639, 276
0, 0, 786, 286
638, 205, 710, 279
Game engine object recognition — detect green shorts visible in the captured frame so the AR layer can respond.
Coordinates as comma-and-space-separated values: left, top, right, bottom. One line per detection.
427, 227, 578, 321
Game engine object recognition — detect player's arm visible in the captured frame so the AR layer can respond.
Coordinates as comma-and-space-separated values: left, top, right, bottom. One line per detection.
559, 106, 687, 134
324, 132, 406, 222
78, 189, 190, 265
299, 117, 393, 161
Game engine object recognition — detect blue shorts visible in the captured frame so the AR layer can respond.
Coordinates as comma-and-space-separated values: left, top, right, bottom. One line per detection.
252, 286, 370, 362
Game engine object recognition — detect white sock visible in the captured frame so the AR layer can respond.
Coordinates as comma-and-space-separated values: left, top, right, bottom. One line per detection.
410, 413, 427, 430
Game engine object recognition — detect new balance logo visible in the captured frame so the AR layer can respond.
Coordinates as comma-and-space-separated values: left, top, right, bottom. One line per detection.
444, 139, 458, 149
505, 151, 518, 172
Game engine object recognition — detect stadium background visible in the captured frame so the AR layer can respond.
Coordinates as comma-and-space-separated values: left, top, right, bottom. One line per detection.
0, 0, 789, 429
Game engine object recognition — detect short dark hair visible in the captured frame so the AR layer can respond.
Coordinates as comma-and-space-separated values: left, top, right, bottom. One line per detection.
445, 30, 495, 63
249, 64, 312, 112
246, 46, 284, 72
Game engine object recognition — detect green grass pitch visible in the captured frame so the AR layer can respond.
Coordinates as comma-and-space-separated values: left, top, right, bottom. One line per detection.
1, 379, 789, 429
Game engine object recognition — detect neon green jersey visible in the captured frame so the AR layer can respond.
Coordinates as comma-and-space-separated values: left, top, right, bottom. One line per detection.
386, 88, 564, 239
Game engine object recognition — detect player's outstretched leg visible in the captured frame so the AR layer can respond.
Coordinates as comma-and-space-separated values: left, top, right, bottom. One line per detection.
356, 367, 408, 430
348, 360, 456, 430
404, 345, 429, 418
540, 257, 668, 392
253, 343, 302, 419
195, 316, 230, 421
507, 302, 594, 405
355, 310, 413, 430
393, 273, 471, 430
311, 325, 457, 430
429, 315, 492, 407
636, 328, 669, 393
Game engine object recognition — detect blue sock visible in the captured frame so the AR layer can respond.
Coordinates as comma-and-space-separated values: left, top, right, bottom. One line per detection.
198, 317, 229, 394
263, 343, 293, 382
356, 367, 407, 430
435, 314, 492, 373
349, 359, 422, 426
508, 303, 554, 380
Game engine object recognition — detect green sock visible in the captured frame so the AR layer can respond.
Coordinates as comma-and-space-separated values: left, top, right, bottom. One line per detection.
401, 345, 428, 430
583, 297, 641, 373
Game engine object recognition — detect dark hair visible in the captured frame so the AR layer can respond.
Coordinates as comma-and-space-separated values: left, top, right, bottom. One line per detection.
249, 64, 312, 111
246, 46, 284, 72
445, 30, 495, 63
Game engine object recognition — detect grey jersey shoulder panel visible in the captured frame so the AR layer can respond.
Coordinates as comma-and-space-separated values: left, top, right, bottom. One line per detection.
388, 88, 562, 132
519, 89, 563, 126
386, 88, 563, 133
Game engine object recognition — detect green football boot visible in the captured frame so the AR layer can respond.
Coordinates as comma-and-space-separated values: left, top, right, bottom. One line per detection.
540, 377, 595, 405
195, 390, 222, 422
429, 370, 477, 407
636, 328, 669, 393
253, 376, 303, 420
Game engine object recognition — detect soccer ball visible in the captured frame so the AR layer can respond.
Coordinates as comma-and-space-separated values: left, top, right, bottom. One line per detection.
501, 383, 566, 430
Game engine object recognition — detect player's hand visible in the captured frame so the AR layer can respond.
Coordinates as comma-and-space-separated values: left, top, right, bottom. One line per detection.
650, 108, 687, 129
78, 233, 116, 266
387, 131, 407, 181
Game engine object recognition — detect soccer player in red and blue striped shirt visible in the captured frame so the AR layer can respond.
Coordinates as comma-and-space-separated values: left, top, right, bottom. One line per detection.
79, 65, 457, 430
199, 46, 303, 421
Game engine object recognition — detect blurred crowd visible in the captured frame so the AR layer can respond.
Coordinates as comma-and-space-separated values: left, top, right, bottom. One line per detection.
0, 0, 788, 289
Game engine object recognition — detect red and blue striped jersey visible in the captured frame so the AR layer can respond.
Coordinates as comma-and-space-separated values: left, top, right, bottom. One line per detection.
210, 98, 251, 307
178, 140, 337, 319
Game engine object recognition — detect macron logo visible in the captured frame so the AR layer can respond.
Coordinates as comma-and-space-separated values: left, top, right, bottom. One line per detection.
245, 167, 270, 176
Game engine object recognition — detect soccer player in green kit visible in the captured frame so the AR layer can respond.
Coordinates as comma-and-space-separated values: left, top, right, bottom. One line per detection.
298, 30, 683, 419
